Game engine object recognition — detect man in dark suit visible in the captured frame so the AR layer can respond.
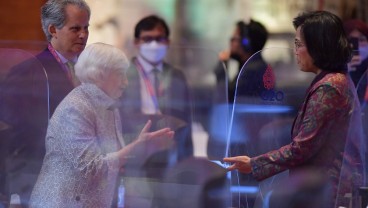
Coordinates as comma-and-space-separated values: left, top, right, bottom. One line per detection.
119, 15, 193, 207
0, 0, 90, 206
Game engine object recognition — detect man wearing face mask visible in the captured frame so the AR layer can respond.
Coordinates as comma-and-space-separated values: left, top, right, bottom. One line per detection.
119, 15, 193, 207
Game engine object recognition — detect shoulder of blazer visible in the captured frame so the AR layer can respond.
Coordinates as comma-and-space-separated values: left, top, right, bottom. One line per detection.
35, 48, 62, 72
35, 48, 74, 94
4, 48, 52, 80
310, 72, 348, 94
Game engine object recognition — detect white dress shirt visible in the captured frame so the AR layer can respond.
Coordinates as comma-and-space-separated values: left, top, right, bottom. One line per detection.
137, 55, 163, 114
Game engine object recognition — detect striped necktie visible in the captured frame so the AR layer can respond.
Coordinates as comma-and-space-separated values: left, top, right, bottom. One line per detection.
66, 61, 80, 87
152, 68, 160, 96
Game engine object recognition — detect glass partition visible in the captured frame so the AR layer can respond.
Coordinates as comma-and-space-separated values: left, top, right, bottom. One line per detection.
335, 80, 366, 208
228, 47, 313, 207
0, 44, 230, 208
2, 44, 366, 208
118, 45, 367, 208
119, 45, 232, 208
226, 47, 313, 207
227, 47, 367, 208
0, 48, 49, 207
166, 45, 230, 161
355, 70, 368, 208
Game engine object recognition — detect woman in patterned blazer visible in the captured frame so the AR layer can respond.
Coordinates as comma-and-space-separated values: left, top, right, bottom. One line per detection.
224, 11, 364, 208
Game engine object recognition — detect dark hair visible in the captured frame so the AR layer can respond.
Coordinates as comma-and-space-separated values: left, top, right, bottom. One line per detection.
134, 15, 170, 39
293, 11, 351, 72
343, 19, 368, 38
236, 19, 268, 53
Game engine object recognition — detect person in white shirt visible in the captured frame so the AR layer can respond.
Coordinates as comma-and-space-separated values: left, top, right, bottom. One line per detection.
119, 15, 193, 207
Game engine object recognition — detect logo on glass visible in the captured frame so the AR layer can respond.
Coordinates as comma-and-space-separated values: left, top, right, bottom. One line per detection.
263, 64, 275, 90
260, 64, 284, 102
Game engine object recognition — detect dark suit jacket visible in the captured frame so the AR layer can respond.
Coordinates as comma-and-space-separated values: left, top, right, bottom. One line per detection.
0, 48, 74, 205
214, 53, 268, 103
119, 58, 194, 207
0, 48, 73, 159
119, 57, 193, 167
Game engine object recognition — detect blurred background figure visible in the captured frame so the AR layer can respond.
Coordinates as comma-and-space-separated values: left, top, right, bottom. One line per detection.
344, 19, 368, 208
344, 19, 368, 107
343, 19, 368, 86
29, 42, 174, 208
208, 20, 270, 202
0, 0, 90, 206
118, 14, 193, 207
214, 19, 268, 103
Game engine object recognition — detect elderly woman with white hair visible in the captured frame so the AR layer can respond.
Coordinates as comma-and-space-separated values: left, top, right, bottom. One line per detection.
29, 43, 174, 208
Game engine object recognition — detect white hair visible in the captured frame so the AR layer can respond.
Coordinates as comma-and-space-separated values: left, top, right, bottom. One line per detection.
75, 42, 129, 84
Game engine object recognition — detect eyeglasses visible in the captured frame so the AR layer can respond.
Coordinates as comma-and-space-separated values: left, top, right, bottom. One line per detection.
294, 39, 305, 49
139, 36, 168, 43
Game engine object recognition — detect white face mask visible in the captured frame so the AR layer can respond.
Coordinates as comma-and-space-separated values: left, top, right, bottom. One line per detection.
359, 45, 368, 61
139, 41, 167, 64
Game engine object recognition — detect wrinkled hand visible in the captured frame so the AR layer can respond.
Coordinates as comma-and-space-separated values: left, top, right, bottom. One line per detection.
137, 120, 174, 141
223, 156, 252, 174
137, 120, 175, 155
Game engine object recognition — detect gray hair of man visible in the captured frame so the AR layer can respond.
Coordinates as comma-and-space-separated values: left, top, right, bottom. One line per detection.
41, 0, 91, 41
75, 43, 130, 85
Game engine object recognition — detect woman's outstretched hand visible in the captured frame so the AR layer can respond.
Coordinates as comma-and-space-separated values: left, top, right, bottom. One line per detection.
137, 120, 175, 142
223, 156, 252, 174
118, 120, 175, 170
136, 120, 175, 157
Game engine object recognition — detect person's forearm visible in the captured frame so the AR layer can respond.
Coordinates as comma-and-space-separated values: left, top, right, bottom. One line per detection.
115, 139, 141, 166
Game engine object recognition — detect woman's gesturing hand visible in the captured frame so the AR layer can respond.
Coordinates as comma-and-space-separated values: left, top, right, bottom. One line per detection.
135, 120, 175, 157
137, 120, 175, 142
223, 156, 252, 174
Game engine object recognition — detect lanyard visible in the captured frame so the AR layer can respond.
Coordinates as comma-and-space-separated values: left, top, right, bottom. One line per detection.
135, 59, 160, 111
47, 43, 73, 84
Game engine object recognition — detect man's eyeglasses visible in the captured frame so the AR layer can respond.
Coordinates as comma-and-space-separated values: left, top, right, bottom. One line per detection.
139, 36, 168, 43
294, 39, 305, 49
